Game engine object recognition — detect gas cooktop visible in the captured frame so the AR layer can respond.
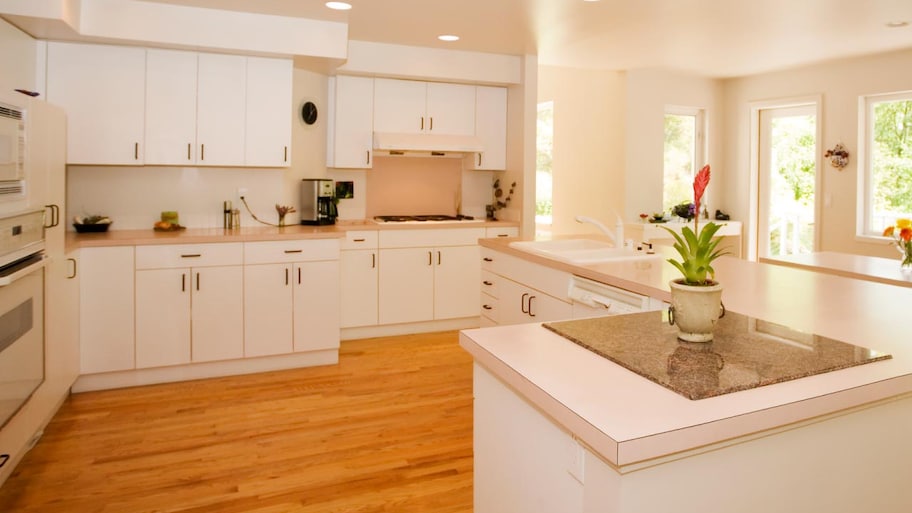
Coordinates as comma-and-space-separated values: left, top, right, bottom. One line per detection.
373, 214, 480, 223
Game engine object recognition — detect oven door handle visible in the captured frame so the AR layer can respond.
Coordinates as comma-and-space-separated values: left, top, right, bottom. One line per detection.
0, 255, 47, 287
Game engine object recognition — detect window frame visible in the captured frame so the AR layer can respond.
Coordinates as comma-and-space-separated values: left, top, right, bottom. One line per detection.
663, 105, 706, 211
857, 90, 912, 241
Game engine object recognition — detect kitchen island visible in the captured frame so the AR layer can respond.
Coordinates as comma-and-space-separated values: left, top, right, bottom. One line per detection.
461, 238, 912, 513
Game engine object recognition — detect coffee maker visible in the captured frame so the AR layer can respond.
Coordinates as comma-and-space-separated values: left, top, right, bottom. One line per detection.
300, 179, 338, 225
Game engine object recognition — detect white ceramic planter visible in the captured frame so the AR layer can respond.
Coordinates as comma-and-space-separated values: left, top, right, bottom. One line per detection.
668, 279, 724, 342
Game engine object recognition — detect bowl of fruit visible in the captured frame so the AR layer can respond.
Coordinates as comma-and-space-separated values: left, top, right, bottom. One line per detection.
73, 215, 112, 233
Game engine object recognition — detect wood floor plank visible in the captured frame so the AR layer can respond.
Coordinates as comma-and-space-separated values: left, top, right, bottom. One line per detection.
0, 331, 474, 513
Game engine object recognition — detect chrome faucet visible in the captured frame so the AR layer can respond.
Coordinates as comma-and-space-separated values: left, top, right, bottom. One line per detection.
575, 214, 625, 247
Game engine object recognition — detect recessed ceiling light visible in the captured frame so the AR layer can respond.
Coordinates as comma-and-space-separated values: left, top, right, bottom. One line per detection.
325, 2, 352, 10
438, 34, 460, 42
886, 20, 909, 28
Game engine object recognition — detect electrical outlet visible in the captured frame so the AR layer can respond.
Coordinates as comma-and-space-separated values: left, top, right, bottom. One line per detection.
236, 187, 248, 201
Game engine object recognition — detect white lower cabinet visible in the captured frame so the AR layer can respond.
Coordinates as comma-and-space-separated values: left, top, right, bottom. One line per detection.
134, 244, 244, 368
378, 228, 484, 325
340, 231, 379, 328
244, 240, 340, 357
480, 248, 573, 326
80, 246, 136, 374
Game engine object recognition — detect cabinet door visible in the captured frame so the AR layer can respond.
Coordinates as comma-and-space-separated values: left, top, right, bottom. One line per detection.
145, 49, 198, 165
327, 75, 374, 169
498, 278, 572, 325
434, 245, 481, 319
373, 78, 426, 134
293, 261, 340, 352
426, 82, 476, 136
197, 53, 247, 166
192, 266, 244, 362
378, 247, 434, 324
136, 268, 191, 368
340, 249, 378, 328
470, 86, 508, 170
80, 247, 135, 374
46, 42, 146, 165
245, 56, 292, 167
244, 263, 293, 357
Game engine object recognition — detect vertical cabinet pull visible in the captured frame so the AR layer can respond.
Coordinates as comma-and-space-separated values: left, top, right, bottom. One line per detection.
200, 144, 205, 161
66, 258, 77, 279
420, 117, 425, 131
437, 251, 441, 265
285, 268, 289, 285
429, 117, 433, 131
371, 253, 376, 268
44, 204, 60, 228
284, 146, 288, 162
521, 293, 529, 314
196, 272, 200, 291
187, 143, 191, 160
477, 153, 482, 167
528, 295, 537, 317
366, 150, 371, 165
134, 142, 139, 160
427, 251, 433, 266
298, 267, 301, 285
181, 273, 186, 292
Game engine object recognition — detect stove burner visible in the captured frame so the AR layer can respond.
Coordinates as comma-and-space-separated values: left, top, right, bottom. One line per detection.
374, 214, 476, 223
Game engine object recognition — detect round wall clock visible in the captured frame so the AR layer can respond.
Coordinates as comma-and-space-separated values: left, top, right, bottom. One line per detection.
301, 101, 318, 125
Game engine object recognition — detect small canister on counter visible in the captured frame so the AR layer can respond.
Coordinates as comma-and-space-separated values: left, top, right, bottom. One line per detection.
223, 201, 232, 229
161, 211, 179, 225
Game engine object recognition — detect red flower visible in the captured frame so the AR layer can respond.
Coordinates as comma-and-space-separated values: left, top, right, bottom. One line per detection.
693, 165, 711, 215
901, 227, 912, 242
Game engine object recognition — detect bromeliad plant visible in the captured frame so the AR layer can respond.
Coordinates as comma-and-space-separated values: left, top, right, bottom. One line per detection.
662, 165, 728, 285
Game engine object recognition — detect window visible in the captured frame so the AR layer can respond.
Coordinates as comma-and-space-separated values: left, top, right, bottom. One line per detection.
663, 107, 705, 212
536, 101, 554, 231
861, 92, 912, 236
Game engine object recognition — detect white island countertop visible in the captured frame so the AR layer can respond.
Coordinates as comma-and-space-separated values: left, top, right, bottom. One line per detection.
762, 250, 912, 288
461, 238, 912, 468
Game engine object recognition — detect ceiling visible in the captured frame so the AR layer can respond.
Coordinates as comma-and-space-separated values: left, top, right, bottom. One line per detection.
71, 0, 912, 77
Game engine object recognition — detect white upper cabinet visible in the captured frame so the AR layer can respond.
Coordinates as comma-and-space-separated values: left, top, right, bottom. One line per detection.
469, 86, 508, 170
327, 75, 374, 169
48, 43, 291, 167
47, 42, 146, 165
197, 53, 247, 166
145, 49, 199, 165
373, 78, 475, 136
245, 56, 293, 167
426, 82, 476, 136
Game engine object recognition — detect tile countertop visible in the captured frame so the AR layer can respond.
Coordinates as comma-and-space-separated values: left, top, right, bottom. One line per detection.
761, 250, 912, 288
463, 237, 912, 467
65, 220, 519, 250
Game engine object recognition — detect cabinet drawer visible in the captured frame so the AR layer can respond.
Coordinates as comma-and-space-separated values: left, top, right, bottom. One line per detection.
340, 230, 378, 250
379, 227, 486, 248
244, 239, 340, 264
480, 292, 499, 324
481, 270, 500, 299
485, 226, 519, 239
135, 243, 243, 269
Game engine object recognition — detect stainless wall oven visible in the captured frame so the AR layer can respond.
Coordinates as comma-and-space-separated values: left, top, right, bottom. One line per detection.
0, 210, 46, 429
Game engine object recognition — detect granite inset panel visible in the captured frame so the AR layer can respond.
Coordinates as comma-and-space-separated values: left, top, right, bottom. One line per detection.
543, 311, 891, 400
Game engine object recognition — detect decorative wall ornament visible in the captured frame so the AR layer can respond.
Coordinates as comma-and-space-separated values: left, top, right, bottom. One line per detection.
824, 143, 850, 170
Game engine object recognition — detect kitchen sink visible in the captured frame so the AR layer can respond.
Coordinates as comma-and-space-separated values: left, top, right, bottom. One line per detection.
509, 239, 661, 264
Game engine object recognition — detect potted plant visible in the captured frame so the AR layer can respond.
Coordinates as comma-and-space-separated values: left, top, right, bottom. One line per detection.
661, 165, 728, 342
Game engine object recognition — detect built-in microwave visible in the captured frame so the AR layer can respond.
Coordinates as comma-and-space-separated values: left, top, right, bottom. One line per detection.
0, 101, 25, 198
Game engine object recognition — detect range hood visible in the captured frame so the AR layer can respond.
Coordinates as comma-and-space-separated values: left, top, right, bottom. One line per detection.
373, 132, 484, 156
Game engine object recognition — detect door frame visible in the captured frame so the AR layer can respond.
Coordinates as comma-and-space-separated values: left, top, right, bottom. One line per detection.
747, 95, 823, 261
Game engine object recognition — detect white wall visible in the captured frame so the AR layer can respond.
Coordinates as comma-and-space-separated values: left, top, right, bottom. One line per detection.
624, 68, 723, 223
538, 65, 626, 236
721, 47, 912, 258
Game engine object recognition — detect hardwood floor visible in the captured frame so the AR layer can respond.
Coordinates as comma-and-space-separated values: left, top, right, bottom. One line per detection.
0, 331, 474, 513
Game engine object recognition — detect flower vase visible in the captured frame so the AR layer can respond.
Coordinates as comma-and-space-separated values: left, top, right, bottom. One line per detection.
278, 214, 287, 227
667, 279, 725, 342
898, 242, 912, 271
